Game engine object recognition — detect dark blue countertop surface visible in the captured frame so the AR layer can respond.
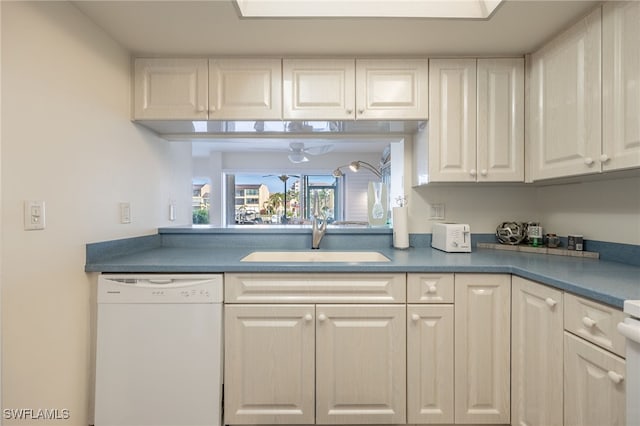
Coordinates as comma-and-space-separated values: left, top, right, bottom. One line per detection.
86, 229, 640, 309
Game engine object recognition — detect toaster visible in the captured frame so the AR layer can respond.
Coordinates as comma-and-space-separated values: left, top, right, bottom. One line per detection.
431, 223, 471, 252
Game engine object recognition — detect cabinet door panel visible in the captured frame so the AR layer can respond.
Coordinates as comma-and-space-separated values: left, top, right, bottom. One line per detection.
454, 273, 510, 424
529, 7, 602, 180
355, 59, 428, 119
511, 277, 563, 426
209, 58, 282, 120
429, 59, 477, 182
283, 59, 355, 120
134, 58, 208, 120
564, 332, 626, 426
477, 58, 524, 182
224, 305, 315, 424
316, 305, 406, 424
407, 305, 454, 424
603, 1, 640, 171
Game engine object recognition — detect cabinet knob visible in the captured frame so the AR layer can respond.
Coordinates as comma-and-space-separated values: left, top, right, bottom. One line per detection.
607, 371, 624, 384
600, 154, 610, 163
304, 314, 313, 322
584, 157, 594, 166
358, 109, 365, 115
196, 105, 206, 113
411, 313, 420, 322
470, 169, 477, 177
545, 297, 558, 308
480, 169, 488, 176
318, 313, 327, 322
427, 285, 437, 294
582, 316, 597, 328
346, 109, 353, 115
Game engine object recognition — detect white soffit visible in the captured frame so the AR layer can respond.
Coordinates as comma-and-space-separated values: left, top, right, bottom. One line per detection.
235, 0, 504, 19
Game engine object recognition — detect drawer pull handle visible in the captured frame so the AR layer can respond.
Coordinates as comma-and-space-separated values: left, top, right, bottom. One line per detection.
607, 371, 624, 384
427, 285, 437, 294
304, 314, 313, 322
582, 316, 597, 328
318, 313, 327, 322
411, 313, 420, 322
545, 297, 558, 308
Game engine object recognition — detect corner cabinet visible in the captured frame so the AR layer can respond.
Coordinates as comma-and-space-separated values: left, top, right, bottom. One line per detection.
527, 7, 602, 180
511, 277, 564, 426
282, 59, 428, 120
416, 58, 523, 184
133, 58, 282, 120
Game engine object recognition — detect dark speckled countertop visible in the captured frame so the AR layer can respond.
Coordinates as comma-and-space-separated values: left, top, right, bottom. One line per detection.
85, 227, 640, 309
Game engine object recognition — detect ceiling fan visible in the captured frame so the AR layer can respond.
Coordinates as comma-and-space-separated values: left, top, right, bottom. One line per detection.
287, 142, 333, 163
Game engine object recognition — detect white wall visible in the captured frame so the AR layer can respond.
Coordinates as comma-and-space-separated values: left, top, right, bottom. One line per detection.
1, 2, 191, 424
406, 133, 640, 245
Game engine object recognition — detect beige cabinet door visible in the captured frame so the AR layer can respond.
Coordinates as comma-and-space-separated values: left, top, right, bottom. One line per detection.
315, 304, 406, 424
407, 304, 454, 424
564, 332, 626, 426
511, 277, 563, 426
224, 304, 315, 425
602, 1, 640, 172
477, 58, 524, 182
454, 273, 510, 424
133, 58, 208, 120
355, 59, 429, 120
528, 7, 602, 180
283, 59, 356, 120
209, 58, 282, 120
428, 59, 477, 182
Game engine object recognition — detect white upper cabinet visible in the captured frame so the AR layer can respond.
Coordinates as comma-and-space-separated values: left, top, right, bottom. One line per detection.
355, 59, 429, 119
209, 58, 282, 120
477, 58, 525, 182
283, 58, 429, 120
528, 7, 602, 181
283, 59, 356, 120
602, 1, 640, 172
134, 58, 208, 120
423, 58, 523, 183
428, 59, 478, 182
134, 58, 281, 120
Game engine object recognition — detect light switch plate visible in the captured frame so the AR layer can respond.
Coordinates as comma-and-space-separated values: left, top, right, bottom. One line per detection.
24, 200, 46, 230
429, 203, 445, 220
120, 202, 131, 224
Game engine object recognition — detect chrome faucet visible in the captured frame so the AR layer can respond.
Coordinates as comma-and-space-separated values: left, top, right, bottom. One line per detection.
311, 195, 327, 249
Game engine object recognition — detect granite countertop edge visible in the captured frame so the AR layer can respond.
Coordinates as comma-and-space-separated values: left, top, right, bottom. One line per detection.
85, 245, 640, 309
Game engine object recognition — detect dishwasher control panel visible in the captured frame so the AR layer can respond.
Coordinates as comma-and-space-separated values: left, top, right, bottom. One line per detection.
98, 274, 223, 303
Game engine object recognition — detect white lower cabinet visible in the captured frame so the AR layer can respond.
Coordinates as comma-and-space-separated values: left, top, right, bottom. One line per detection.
224, 273, 406, 425
511, 277, 564, 426
224, 304, 316, 424
407, 304, 454, 424
316, 305, 406, 424
564, 332, 626, 426
454, 273, 511, 424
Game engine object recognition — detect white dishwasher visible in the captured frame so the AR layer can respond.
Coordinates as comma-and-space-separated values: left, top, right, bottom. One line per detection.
94, 274, 223, 426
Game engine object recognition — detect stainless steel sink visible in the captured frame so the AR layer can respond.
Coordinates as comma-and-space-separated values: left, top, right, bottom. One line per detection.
241, 251, 390, 263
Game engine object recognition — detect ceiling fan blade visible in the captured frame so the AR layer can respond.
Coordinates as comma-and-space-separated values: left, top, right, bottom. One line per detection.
304, 144, 334, 155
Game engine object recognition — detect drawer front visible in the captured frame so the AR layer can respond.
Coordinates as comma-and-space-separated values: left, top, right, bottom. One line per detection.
564, 293, 627, 357
225, 273, 406, 303
407, 273, 454, 303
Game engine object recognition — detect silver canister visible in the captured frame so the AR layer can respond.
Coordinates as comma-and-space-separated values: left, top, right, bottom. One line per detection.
567, 234, 584, 251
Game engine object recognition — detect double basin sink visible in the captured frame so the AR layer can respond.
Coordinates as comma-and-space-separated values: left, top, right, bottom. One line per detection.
241, 251, 390, 263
